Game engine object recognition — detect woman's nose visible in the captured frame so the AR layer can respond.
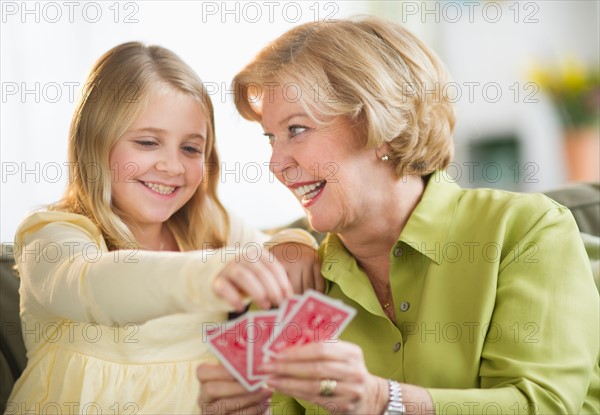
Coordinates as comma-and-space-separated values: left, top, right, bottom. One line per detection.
269, 141, 300, 185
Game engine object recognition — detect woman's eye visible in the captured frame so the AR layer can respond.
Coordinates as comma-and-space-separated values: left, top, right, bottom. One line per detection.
289, 125, 307, 137
264, 134, 275, 146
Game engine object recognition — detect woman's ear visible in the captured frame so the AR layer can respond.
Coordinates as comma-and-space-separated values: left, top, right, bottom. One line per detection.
375, 142, 393, 162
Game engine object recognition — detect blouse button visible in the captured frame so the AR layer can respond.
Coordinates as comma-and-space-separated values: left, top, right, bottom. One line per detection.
393, 247, 403, 257
400, 301, 410, 312
393, 342, 401, 352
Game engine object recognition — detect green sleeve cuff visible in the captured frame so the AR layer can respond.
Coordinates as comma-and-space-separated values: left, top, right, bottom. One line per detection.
427, 387, 528, 415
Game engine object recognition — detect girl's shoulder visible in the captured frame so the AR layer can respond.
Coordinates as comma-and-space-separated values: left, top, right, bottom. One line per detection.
15, 210, 101, 244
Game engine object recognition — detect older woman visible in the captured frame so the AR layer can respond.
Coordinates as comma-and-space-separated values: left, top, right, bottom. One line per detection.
198, 16, 599, 415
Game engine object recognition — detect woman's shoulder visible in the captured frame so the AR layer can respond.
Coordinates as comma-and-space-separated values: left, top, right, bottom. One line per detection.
459, 186, 561, 212
457, 185, 572, 232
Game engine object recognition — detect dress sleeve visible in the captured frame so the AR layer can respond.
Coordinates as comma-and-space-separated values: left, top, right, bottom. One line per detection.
228, 213, 318, 249
15, 212, 234, 326
427, 206, 599, 414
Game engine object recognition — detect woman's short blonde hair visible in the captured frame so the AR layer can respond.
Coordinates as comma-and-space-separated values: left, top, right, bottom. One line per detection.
53, 42, 229, 250
233, 16, 455, 177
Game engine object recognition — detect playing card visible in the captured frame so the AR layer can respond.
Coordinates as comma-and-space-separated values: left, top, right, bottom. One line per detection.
206, 315, 264, 391
270, 295, 302, 340
205, 290, 356, 390
247, 310, 278, 379
279, 295, 302, 322
264, 290, 356, 357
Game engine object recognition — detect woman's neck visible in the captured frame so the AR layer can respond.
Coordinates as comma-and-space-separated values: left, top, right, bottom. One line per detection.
338, 174, 425, 269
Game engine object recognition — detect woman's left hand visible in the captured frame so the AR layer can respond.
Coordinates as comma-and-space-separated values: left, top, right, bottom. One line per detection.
261, 341, 389, 414
197, 362, 272, 415
271, 243, 324, 294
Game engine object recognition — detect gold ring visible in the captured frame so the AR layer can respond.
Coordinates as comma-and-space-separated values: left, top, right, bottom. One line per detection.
319, 379, 337, 396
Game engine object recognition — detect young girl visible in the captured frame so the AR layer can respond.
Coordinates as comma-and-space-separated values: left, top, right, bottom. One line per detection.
6, 42, 320, 414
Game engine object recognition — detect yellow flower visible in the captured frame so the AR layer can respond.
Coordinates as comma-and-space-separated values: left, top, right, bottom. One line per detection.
528, 61, 552, 90
528, 58, 600, 127
560, 58, 587, 93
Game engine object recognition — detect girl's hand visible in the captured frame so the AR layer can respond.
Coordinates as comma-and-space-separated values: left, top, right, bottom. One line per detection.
197, 362, 271, 415
213, 254, 293, 311
261, 341, 389, 415
271, 243, 325, 294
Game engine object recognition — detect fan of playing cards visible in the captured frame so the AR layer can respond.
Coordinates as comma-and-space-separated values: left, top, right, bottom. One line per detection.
204, 290, 356, 391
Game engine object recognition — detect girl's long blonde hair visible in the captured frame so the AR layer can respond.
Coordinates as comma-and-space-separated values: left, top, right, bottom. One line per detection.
52, 42, 229, 251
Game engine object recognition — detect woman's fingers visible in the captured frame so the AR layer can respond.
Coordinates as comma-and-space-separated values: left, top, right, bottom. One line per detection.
266, 375, 359, 413
273, 341, 363, 363
259, 342, 384, 414
263, 360, 356, 381
200, 388, 272, 415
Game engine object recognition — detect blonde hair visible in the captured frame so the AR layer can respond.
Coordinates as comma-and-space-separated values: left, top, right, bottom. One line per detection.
52, 42, 229, 251
233, 16, 455, 177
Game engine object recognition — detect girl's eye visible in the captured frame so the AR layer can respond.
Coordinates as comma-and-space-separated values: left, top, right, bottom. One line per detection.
289, 125, 307, 137
182, 146, 203, 155
134, 140, 157, 148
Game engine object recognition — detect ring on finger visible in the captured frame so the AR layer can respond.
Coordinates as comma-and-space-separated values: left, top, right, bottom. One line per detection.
319, 379, 337, 396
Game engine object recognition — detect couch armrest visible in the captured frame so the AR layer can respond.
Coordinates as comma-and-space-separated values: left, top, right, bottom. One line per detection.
0, 247, 26, 412
544, 182, 600, 237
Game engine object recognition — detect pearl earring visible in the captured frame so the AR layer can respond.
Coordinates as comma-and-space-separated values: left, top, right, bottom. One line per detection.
381, 155, 390, 162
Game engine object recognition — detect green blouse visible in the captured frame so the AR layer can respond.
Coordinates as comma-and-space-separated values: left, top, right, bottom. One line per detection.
272, 172, 599, 415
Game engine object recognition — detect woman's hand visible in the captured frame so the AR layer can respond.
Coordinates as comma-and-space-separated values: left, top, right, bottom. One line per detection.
261, 341, 389, 414
197, 362, 271, 415
213, 254, 293, 311
271, 242, 325, 294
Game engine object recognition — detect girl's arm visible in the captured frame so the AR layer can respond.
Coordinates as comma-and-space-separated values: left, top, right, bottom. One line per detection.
14, 212, 289, 325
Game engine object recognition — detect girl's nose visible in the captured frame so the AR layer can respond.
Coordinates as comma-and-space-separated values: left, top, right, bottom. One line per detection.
156, 151, 185, 176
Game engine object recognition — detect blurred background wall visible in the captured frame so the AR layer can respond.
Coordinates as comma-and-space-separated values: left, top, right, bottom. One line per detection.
2, 0, 599, 242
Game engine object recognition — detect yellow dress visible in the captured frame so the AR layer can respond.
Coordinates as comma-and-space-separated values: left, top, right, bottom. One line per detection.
6, 211, 313, 414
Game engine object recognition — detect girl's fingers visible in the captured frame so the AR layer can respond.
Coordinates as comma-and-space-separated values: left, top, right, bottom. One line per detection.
215, 257, 293, 310
212, 276, 246, 311
251, 257, 290, 307
220, 265, 270, 309
259, 255, 293, 299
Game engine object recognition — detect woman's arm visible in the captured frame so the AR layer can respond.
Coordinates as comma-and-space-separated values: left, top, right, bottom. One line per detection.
427, 206, 598, 414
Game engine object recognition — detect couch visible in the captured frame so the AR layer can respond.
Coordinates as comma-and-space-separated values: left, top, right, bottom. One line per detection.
1, 183, 599, 409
